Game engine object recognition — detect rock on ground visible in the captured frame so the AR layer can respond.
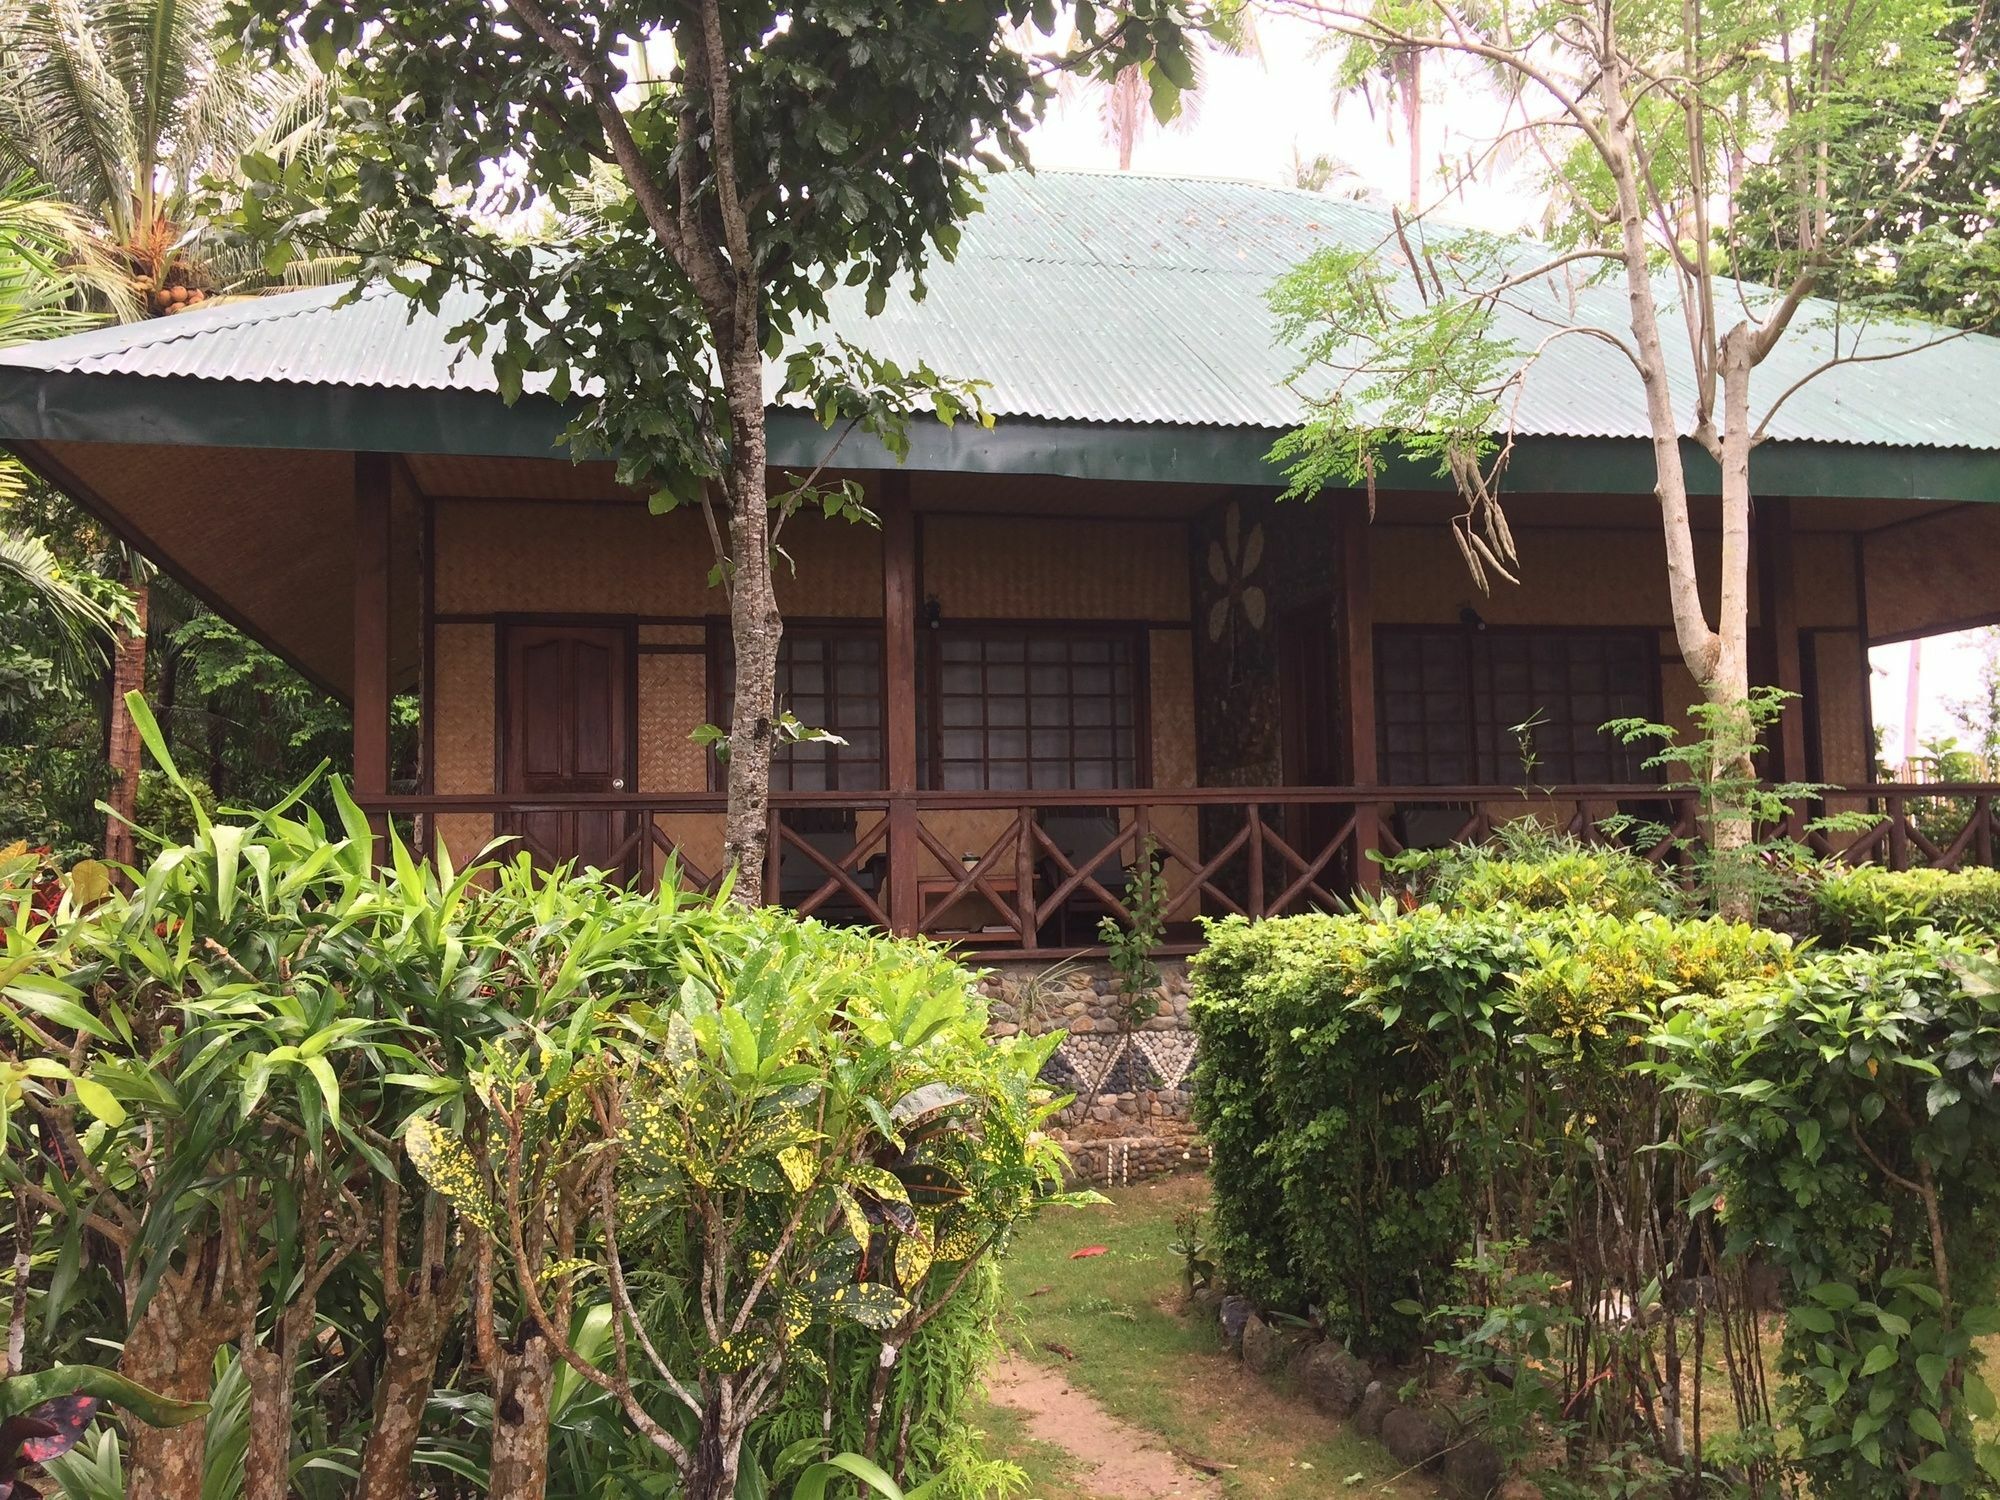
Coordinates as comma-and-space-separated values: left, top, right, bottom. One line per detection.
1218, 1295, 1253, 1356
1353, 1380, 1394, 1439
1381, 1405, 1451, 1470
1240, 1314, 1309, 1376
1301, 1341, 1371, 1417
1442, 1436, 1504, 1498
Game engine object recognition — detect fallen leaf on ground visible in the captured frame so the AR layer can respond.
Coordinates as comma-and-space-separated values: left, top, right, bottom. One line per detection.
1069, 1245, 1109, 1259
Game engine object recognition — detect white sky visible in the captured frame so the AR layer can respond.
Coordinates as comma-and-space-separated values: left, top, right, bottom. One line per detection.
1022, 11, 1542, 227
1021, 19, 1987, 769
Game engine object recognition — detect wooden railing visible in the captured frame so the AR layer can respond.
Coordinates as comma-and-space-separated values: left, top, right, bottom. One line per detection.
360, 783, 2000, 959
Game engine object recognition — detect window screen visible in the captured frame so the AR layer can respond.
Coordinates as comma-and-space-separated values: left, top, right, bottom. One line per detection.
716, 628, 883, 790
925, 630, 1141, 791
1378, 629, 1655, 785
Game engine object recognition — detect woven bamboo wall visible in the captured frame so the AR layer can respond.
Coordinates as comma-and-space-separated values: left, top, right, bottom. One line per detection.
1148, 630, 1196, 787
653, 813, 728, 888
1809, 630, 1871, 785
922, 516, 1189, 620
1373, 524, 1733, 628
638, 654, 708, 792
434, 625, 495, 794
435, 499, 880, 616
432, 619, 496, 876
1793, 533, 1860, 628
907, 469, 1230, 519
408, 454, 625, 501
38, 441, 423, 695
1373, 519, 1862, 631
1864, 503, 2000, 642
640, 625, 706, 647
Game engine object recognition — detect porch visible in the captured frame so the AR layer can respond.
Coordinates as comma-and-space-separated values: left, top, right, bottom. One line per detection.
324, 445, 2000, 958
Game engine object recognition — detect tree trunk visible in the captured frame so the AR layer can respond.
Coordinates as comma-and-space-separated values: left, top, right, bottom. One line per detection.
485, 1327, 555, 1500
120, 1242, 256, 1500
683, 1390, 744, 1500
719, 338, 779, 904
1702, 332, 1758, 919
103, 577, 150, 866
240, 1336, 297, 1500
357, 1199, 462, 1500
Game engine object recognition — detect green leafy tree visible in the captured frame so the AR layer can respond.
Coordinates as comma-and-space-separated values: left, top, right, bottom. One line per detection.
1266, 0, 1990, 913
1738, 10, 2000, 328
0, 0, 339, 866
0, 183, 134, 657
0, 183, 139, 859
227, 0, 1213, 900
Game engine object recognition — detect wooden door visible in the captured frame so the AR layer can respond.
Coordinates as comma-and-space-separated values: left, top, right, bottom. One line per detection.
500, 623, 635, 878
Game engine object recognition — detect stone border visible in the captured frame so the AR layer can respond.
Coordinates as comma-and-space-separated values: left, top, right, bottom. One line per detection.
1189, 1287, 1544, 1500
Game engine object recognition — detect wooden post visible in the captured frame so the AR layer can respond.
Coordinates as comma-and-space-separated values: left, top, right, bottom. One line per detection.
353, 452, 393, 843
881, 472, 920, 935
1335, 494, 1381, 893
1756, 496, 1808, 784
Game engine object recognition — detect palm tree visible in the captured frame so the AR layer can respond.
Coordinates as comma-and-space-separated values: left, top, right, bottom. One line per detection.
1332, 38, 1426, 208
0, 0, 329, 861
0, 0, 331, 307
0, 183, 135, 664
1064, 12, 1257, 171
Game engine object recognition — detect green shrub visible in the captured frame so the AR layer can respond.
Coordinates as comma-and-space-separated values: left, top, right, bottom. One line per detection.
1814, 865, 2000, 944
1662, 933, 2000, 1496
131, 765, 217, 846
1384, 823, 1670, 917
3, 698, 1060, 1500
1191, 909, 1483, 1346
1192, 900, 1791, 1484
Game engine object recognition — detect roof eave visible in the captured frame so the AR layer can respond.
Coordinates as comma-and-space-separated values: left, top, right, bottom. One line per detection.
4, 366, 2000, 500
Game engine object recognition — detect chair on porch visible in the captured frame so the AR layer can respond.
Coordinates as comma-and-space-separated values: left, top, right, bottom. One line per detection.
1034, 807, 1132, 948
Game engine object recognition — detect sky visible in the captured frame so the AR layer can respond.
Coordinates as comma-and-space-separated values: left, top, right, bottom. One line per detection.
1022, 11, 1540, 227
1020, 19, 1987, 771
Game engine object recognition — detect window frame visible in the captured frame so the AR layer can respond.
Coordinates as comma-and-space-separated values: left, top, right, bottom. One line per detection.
1373, 624, 1664, 787
920, 621, 1152, 793
707, 618, 888, 792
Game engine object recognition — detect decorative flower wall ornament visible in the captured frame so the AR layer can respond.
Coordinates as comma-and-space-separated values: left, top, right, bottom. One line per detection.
1206, 501, 1266, 642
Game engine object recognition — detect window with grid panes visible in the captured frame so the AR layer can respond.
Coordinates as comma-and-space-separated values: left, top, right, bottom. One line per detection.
714, 628, 883, 790
924, 630, 1141, 791
1377, 628, 1655, 785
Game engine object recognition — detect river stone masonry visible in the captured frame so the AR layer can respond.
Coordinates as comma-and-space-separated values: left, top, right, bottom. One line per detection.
976, 958, 1208, 1185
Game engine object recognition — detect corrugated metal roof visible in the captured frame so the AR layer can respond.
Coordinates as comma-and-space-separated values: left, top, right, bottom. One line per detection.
6, 169, 2000, 450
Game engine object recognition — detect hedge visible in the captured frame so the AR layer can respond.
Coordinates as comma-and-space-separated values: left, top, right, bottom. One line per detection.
1814, 866, 2000, 944
1192, 894, 2000, 1494
1384, 827, 1671, 917
1188, 903, 1783, 1356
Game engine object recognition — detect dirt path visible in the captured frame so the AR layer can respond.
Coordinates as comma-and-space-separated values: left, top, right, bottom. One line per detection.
985, 1355, 1225, 1500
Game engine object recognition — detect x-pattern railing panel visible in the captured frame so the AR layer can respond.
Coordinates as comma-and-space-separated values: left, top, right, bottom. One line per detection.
772, 815, 889, 926
369, 781, 2000, 956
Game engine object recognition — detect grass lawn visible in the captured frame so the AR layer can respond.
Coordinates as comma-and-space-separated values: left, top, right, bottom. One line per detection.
973, 1173, 1429, 1500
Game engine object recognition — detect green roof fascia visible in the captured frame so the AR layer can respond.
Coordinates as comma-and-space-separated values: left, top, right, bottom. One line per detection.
2, 366, 1998, 501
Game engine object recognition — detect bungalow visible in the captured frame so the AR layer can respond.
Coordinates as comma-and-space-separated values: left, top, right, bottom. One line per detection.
5, 169, 2000, 961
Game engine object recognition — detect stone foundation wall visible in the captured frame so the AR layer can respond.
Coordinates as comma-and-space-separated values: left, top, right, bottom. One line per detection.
977, 958, 1202, 1185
